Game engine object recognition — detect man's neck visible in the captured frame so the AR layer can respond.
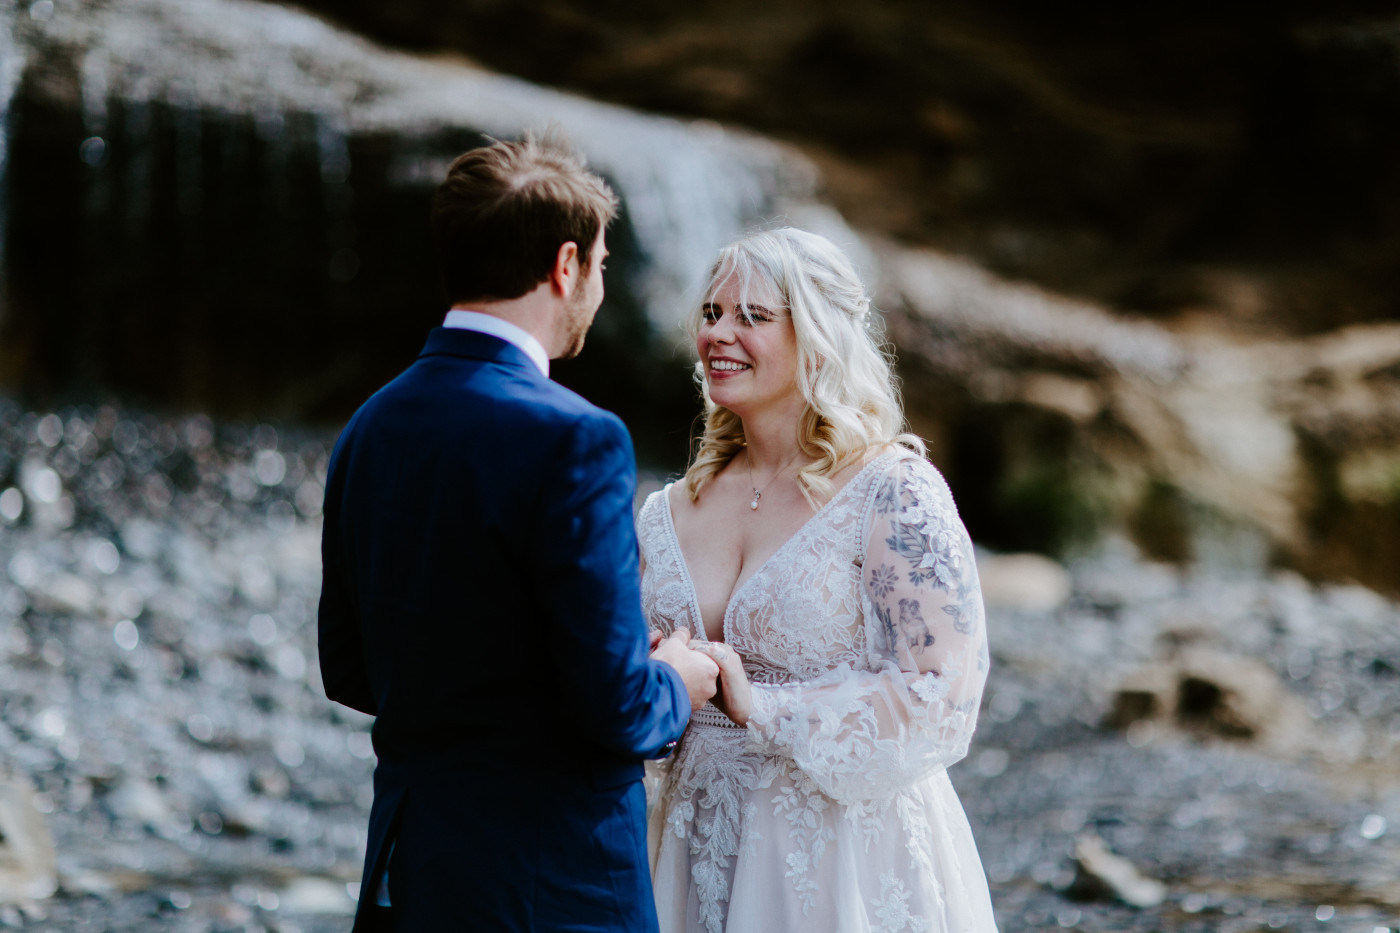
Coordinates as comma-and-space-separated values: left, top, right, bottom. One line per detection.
451, 282, 561, 357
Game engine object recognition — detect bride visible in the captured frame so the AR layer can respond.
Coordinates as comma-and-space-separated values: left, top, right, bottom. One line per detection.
638, 228, 998, 933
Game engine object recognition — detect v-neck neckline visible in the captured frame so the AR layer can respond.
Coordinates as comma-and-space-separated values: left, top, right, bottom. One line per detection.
661, 453, 896, 645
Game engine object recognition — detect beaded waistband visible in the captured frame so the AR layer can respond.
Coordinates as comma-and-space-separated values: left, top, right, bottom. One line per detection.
689, 704, 745, 730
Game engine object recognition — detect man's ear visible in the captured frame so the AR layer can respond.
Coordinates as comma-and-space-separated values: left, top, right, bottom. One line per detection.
549, 241, 581, 296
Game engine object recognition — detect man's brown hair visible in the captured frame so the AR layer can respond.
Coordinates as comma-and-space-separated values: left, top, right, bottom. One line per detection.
430, 133, 619, 304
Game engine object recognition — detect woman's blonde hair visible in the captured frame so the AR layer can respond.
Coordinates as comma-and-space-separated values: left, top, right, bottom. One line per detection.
682, 227, 924, 503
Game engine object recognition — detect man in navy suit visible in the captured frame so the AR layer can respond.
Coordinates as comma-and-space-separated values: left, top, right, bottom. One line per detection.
318, 135, 719, 932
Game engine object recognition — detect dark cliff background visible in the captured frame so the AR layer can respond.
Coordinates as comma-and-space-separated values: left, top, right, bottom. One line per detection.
290, 0, 1400, 336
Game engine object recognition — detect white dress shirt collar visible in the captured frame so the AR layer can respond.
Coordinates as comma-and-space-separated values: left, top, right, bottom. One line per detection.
442, 309, 550, 378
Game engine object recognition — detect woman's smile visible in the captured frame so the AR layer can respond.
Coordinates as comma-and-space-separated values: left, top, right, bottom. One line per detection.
708, 357, 751, 375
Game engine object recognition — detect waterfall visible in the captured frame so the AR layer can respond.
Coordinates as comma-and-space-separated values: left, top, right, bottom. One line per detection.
0, 0, 31, 327
0, 0, 847, 420
348, 62, 824, 331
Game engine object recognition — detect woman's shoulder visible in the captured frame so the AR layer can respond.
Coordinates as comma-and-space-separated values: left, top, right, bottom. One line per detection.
861, 447, 960, 514
863, 444, 945, 484
637, 482, 675, 524
635, 484, 678, 561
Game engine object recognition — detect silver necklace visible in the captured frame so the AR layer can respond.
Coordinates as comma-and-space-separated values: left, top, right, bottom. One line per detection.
745, 450, 804, 511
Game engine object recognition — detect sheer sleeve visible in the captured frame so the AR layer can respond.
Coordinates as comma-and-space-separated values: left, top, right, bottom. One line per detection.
745, 456, 989, 804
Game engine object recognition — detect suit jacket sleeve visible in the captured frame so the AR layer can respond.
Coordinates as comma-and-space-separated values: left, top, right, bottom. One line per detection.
537, 410, 689, 759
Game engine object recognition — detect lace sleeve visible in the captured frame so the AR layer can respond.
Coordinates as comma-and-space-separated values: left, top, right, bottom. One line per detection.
745, 456, 989, 804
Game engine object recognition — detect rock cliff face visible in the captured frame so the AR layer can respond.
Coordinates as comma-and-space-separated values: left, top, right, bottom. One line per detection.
878, 240, 1400, 592
288, 0, 1400, 334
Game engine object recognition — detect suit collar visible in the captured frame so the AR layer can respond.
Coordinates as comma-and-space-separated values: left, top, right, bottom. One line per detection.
442, 310, 550, 376
418, 327, 543, 375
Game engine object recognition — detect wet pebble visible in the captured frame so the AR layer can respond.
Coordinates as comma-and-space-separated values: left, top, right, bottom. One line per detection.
0, 397, 366, 930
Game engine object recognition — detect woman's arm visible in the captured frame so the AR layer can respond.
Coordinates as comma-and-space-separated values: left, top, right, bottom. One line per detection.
742, 457, 990, 804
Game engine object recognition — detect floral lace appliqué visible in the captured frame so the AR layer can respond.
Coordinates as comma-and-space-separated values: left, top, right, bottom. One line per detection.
638, 455, 992, 932
873, 871, 930, 933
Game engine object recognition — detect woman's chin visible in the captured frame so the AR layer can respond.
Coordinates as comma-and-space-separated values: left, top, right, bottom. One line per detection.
711, 391, 755, 416
705, 382, 744, 406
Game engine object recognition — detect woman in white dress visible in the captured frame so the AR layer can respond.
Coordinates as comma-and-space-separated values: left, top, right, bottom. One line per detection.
637, 228, 998, 933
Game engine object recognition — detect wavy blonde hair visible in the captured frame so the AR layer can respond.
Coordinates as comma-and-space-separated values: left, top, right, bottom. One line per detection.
682, 227, 924, 503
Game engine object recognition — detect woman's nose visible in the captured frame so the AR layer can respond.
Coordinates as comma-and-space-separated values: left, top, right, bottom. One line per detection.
706, 313, 736, 343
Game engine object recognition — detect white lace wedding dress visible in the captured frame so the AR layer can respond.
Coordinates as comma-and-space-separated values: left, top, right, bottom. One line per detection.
638, 452, 998, 933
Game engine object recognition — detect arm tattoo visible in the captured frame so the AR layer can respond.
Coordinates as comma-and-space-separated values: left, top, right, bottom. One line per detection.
898, 598, 935, 654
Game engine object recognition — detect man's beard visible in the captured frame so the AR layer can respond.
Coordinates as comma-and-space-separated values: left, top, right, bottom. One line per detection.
557, 288, 597, 360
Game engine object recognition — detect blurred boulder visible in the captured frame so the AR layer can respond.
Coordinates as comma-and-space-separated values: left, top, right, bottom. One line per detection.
22, 574, 98, 617
278, 877, 355, 916
1106, 648, 1311, 750
1105, 665, 1176, 729
105, 777, 177, 832
0, 777, 57, 904
977, 552, 1072, 613
1067, 833, 1166, 909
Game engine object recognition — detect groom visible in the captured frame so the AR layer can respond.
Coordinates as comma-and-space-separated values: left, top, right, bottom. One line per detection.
318, 135, 719, 932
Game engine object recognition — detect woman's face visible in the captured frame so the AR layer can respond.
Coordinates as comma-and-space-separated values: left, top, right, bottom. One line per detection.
695, 273, 801, 419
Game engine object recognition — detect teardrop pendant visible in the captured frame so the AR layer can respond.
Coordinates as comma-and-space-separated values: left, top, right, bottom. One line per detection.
750, 490, 761, 510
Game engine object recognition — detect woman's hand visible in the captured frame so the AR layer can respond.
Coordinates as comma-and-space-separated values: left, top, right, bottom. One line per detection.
692, 642, 753, 727
650, 628, 720, 712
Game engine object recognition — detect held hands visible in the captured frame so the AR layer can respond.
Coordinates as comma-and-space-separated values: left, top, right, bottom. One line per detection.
689, 641, 753, 728
650, 629, 719, 712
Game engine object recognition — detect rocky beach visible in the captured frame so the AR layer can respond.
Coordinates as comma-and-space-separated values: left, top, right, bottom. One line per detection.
1, 396, 1397, 932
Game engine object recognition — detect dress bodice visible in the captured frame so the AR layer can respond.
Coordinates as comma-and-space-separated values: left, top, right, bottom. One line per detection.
638, 454, 896, 685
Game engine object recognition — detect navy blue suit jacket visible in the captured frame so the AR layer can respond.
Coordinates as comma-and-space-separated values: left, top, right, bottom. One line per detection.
318, 327, 689, 932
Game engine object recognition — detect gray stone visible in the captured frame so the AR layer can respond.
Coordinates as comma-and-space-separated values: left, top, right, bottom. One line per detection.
1107, 648, 1312, 751
1068, 833, 1167, 909
278, 877, 356, 916
978, 552, 1073, 613
23, 573, 97, 617
0, 777, 57, 904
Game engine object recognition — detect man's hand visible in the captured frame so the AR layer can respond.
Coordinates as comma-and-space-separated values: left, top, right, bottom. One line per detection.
690, 641, 753, 727
650, 629, 719, 712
